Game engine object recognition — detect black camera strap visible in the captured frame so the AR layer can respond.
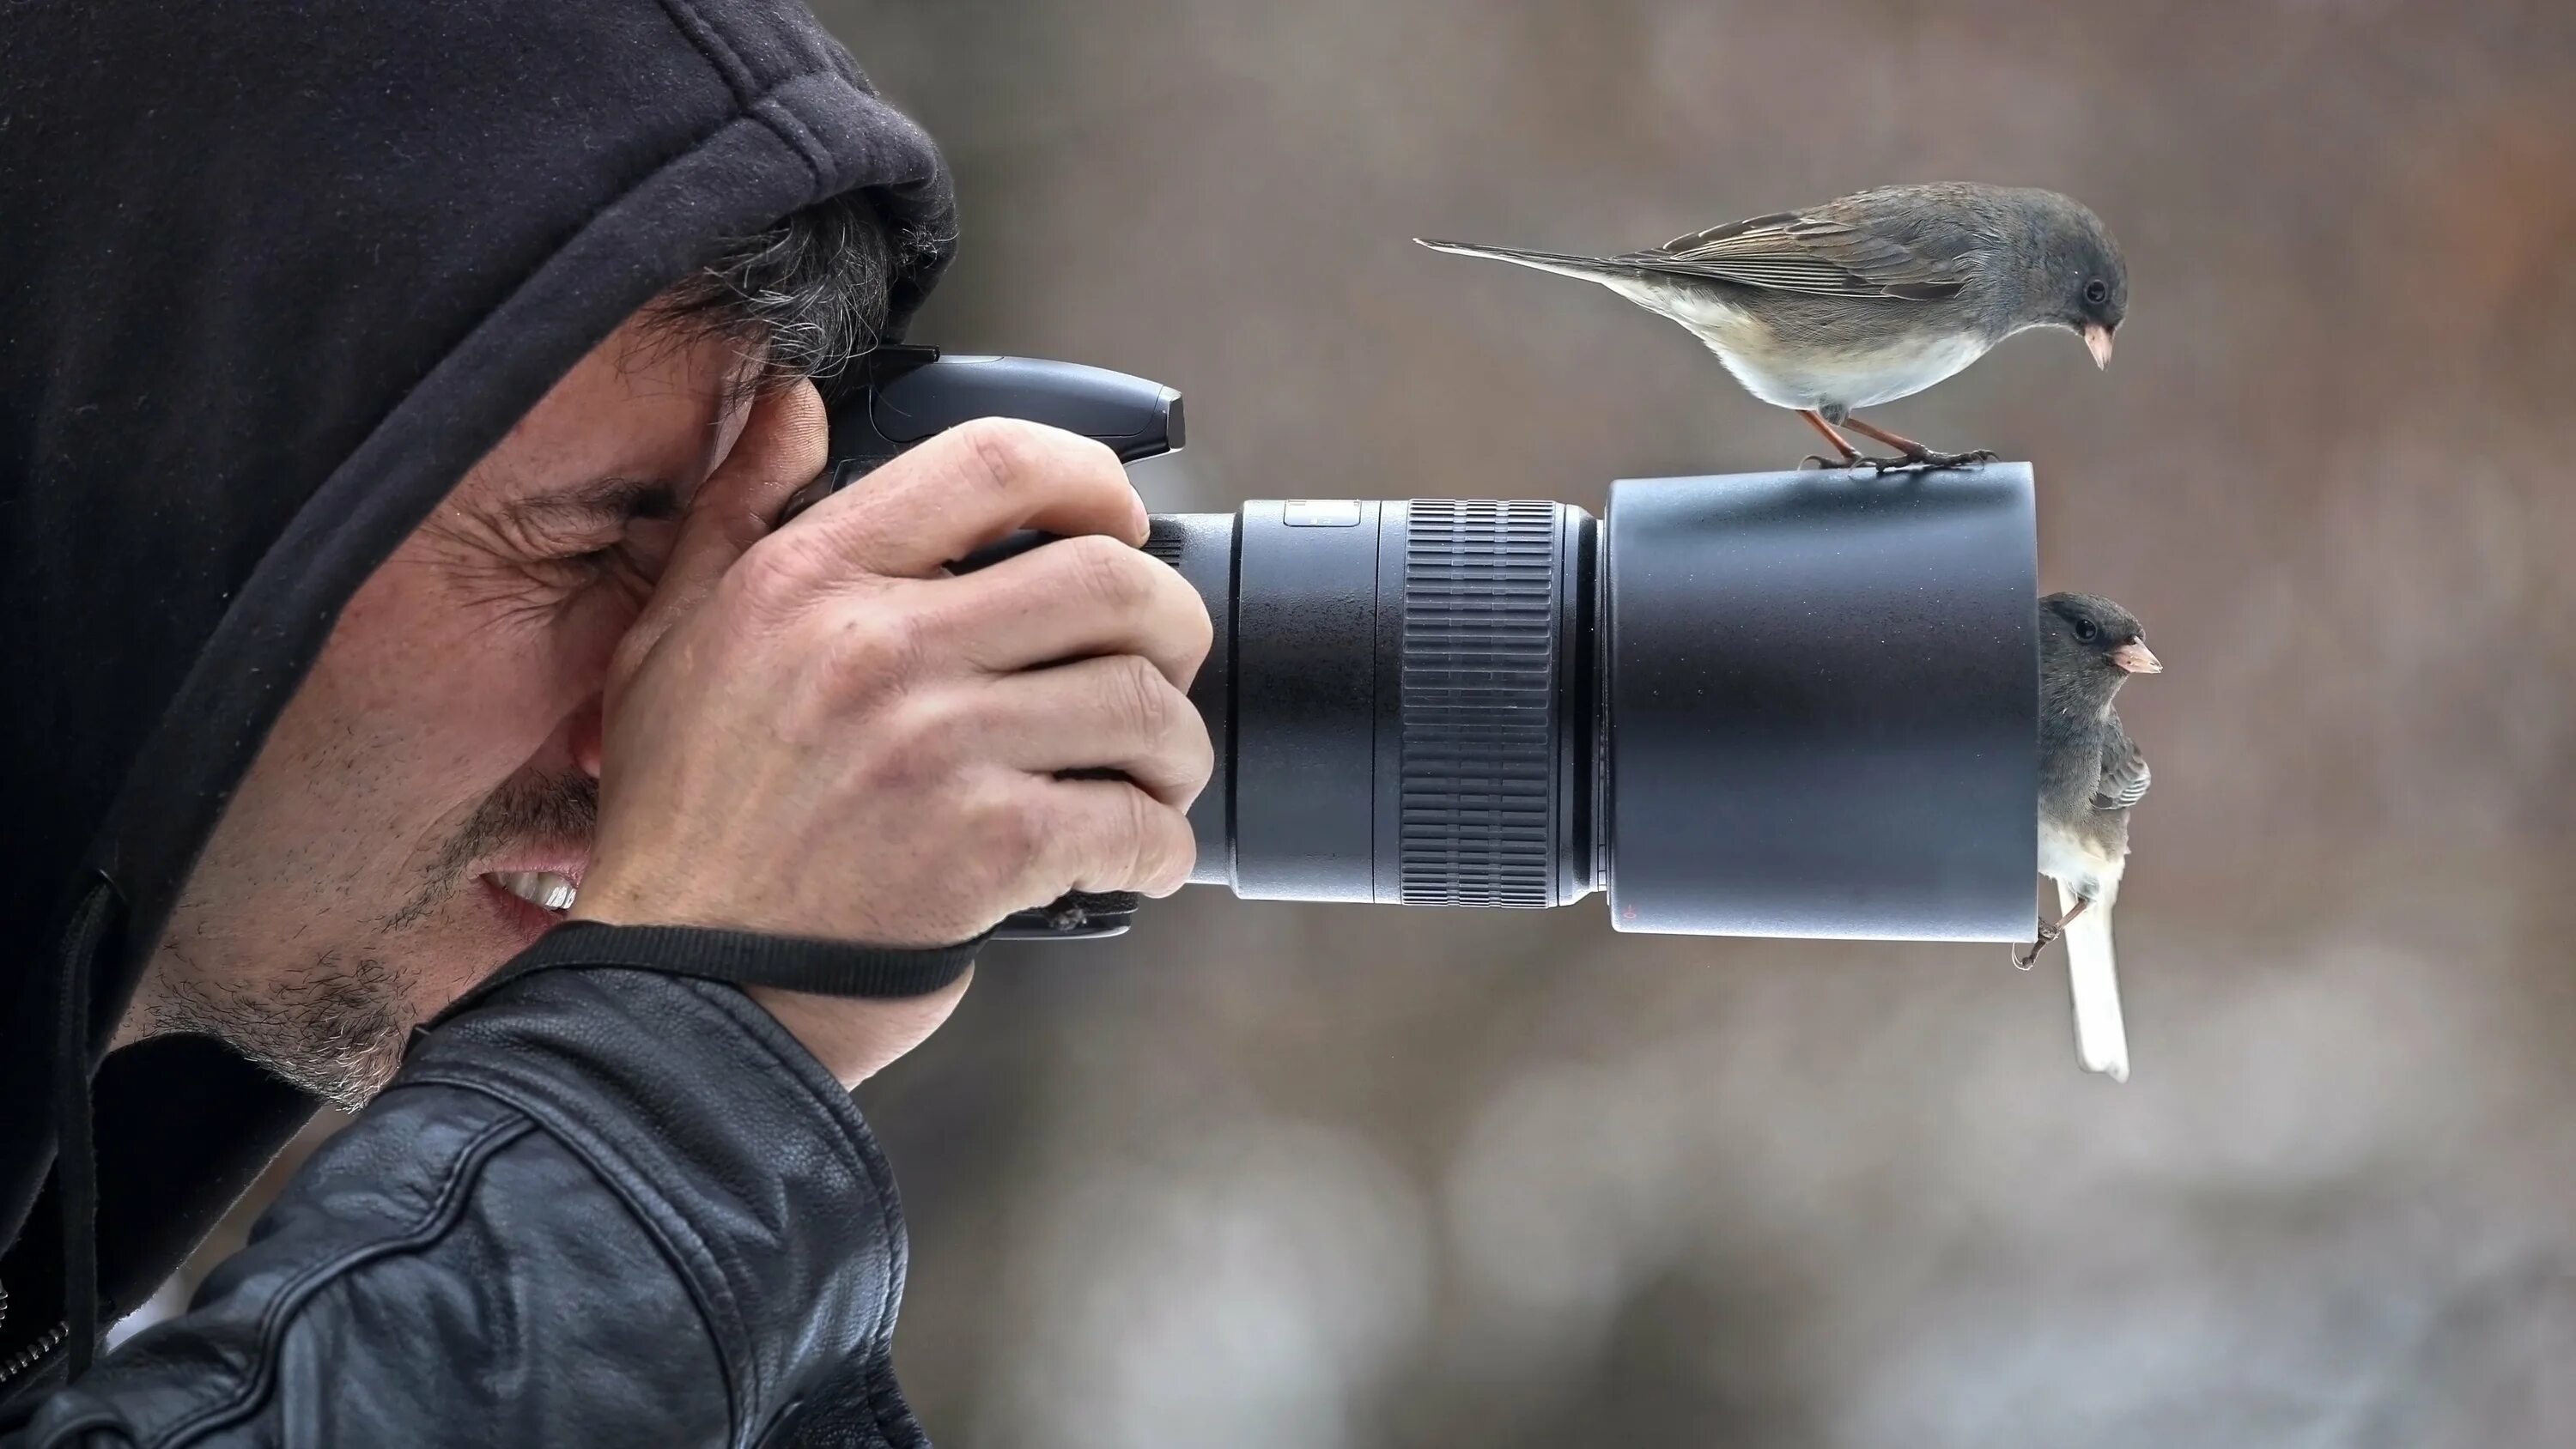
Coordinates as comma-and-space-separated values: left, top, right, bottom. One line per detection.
423, 922, 987, 1049
517, 921, 986, 996
416, 888, 1152, 1060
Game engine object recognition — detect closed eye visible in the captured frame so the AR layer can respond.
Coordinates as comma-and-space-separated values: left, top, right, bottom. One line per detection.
559, 517, 680, 590
495, 476, 682, 586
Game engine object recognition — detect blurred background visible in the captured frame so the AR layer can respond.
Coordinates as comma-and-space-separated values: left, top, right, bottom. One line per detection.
183, 1, 2576, 1443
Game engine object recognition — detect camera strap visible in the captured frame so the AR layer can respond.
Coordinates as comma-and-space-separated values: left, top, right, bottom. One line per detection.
423, 921, 987, 1047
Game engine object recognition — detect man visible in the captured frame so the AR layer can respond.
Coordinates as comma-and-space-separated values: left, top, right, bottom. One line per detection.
0, 1, 1212, 1443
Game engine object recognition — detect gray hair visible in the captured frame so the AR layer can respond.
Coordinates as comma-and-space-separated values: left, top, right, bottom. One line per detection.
646, 191, 943, 391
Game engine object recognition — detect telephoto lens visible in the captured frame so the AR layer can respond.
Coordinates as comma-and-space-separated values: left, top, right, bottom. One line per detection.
813, 349, 2038, 943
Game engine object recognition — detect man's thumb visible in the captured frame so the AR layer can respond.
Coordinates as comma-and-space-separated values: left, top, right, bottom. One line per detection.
611, 379, 829, 695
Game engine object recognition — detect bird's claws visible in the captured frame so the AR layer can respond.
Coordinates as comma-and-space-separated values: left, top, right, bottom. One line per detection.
1801, 451, 1996, 476
2012, 924, 2063, 970
1801, 452, 1914, 473
1904, 447, 1999, 470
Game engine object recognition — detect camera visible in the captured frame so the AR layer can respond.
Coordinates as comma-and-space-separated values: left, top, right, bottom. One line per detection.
805, 347, 2039, 943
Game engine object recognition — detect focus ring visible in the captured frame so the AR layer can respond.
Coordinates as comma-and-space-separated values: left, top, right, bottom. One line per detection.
1398, 500, 1559, 906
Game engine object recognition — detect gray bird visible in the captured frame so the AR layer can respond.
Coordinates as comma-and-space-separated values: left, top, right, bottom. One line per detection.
1417, 184, 2128, 470
2021, 591, 2161, 1083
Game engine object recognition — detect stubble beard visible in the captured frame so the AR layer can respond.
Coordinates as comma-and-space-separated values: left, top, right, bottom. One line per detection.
146, 772, 598, 1111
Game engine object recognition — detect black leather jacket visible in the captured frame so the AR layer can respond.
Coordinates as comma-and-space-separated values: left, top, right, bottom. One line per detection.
4, 962, 927, 1447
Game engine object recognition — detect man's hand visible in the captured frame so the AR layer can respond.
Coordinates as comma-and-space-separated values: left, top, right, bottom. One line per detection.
570, 382, 1213, 1084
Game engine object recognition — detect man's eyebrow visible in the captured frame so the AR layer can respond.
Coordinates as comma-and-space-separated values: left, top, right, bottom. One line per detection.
496, 476, 682, 532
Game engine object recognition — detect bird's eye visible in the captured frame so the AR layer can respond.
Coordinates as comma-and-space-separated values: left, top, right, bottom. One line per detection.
2074, 618, 2100, 642
2082, 278, 2110, 306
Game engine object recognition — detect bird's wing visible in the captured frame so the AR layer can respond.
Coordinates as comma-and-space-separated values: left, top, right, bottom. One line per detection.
1625, 193, 1983, 300
2092, 714, 2151, 811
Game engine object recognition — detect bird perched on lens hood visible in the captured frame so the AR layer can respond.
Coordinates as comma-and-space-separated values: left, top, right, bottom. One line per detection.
1418, 184, 2127, 470
2023, 591, 2161, 1083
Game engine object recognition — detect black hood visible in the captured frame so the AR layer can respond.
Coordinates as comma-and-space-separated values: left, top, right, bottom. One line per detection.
0, 0, 952, 1347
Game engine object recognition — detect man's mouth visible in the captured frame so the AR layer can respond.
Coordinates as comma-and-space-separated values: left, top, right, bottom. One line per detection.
429, 771, 597, 936
485, 870, 580, 913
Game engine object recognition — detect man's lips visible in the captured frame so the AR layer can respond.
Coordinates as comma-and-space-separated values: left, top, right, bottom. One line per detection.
477, 876, 569, 941
488, 870, 579, 910
476, 845, 590, 915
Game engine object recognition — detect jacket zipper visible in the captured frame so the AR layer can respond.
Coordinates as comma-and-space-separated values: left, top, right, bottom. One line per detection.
0, 1278, 70, 1390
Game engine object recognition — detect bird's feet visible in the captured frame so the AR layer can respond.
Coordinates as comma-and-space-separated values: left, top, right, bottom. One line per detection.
1800, 448, 1996, 475
1896, 446, 1999, 471
1800, 452, 1913, 473
2012, 923, 2063, 970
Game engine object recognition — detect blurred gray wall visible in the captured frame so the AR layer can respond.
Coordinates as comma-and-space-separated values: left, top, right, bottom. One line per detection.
820, 3, 2576, 1445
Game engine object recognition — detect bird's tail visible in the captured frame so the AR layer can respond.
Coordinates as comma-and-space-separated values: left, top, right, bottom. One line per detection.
1413, 238, 1637, 285
2060, 879, 2130, 1083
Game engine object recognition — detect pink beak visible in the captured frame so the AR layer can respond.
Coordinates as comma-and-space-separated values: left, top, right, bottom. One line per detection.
2109, 640, 2161, 674
2083, 322, 2116, 369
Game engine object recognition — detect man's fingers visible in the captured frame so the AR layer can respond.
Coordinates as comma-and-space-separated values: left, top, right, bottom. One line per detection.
971, 655, 1213, 808
918, 536, 1212, 686
1037, 777, 1199, 899
791, 417, 1146, 579
659, 381, 829, 608
617, 381, 828, 689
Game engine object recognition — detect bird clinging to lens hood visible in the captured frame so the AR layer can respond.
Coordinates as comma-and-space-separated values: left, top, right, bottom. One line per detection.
2025, 591, 2162, 1083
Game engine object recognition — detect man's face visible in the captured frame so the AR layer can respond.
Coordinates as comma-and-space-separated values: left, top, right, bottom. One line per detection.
122, 314, 762, 1107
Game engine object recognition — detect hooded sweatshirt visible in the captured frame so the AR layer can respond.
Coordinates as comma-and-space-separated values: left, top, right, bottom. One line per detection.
1, 0, 957, 1439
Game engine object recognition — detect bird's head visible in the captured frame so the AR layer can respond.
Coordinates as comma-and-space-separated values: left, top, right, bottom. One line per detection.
2041, 591, 2160, 693
2025, 191, 2128, 368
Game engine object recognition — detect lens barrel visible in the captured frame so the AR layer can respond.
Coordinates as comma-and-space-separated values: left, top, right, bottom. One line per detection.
1149, 469, 2037, 943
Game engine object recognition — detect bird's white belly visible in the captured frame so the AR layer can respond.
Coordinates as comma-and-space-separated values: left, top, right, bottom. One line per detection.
1783, 331, 1990, 410
1615, 282, 1990, 412
2038, 818, 2123, 900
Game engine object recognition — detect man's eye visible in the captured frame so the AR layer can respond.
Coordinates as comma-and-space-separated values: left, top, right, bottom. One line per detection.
532, 541, 615, 574
514, 542, 629, 598
550, 519, 677, 586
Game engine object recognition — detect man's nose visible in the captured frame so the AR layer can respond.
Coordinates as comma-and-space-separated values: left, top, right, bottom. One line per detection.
569, 696, 606, 781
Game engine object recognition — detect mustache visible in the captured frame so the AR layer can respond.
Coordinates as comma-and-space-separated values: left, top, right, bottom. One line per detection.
443, 769, 598, 866
387, 771, 598, 930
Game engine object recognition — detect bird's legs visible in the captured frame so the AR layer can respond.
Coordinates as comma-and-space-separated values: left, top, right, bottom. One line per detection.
2013, 895, 2093, 970
1796, 409, 1946, 472
1842, 415, 1998, 471
1796, 409, 1868, 470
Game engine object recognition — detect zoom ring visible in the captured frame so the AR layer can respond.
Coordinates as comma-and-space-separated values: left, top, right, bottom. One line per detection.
1398, 500, 1559, 906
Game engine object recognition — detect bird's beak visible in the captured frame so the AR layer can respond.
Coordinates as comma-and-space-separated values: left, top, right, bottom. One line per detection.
2082, 322, 2116, 369
2109, 640, 2161, 674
